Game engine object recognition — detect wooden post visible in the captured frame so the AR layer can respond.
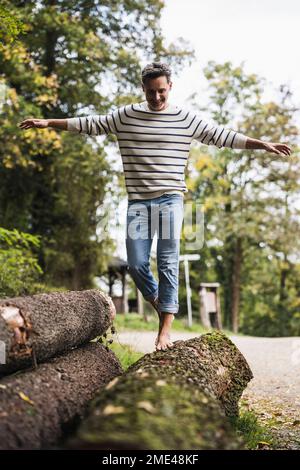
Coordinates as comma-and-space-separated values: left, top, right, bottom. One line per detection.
215, 289, 222, 330
199, 283, 222, 330
199, 286, 211, 329
179, 254, 201, 327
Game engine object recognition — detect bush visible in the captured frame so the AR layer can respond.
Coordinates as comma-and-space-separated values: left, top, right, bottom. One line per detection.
0, 227, 43, 297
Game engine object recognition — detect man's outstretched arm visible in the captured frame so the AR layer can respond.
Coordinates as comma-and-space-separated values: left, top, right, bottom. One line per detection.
193, 118, 292, 156
245, 137, 291, 156
18, 114, 115, 136
18, 118, 67, 130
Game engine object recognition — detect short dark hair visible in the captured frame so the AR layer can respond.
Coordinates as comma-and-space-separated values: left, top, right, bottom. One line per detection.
141, 62, 172, 84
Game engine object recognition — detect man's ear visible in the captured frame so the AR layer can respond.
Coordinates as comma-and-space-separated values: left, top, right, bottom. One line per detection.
169, 81, 173, 90
141, 82, 145, 92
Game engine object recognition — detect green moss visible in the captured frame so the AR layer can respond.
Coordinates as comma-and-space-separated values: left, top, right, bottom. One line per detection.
75, 379, 242, 450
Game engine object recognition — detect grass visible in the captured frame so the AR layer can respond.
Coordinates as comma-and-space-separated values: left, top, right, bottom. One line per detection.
231, 404, 276, 450
108, 341, 143, 370
113, 311, 239, 337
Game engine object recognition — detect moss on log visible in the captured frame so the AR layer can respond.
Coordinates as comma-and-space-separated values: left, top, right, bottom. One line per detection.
0, 289, 116, 376
0, 342, 123, 449
67, 332, 253, 450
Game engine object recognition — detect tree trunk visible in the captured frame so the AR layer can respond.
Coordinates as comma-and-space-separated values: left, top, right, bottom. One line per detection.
0, 342, 123, 450
279, 253, 289, 302
0, 289, 116, 376
231, 237, 243, 334
67, 332, 253, 450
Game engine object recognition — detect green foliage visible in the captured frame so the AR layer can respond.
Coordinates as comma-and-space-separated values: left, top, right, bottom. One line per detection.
0, 227, 43, 297
0, 1, 28, 44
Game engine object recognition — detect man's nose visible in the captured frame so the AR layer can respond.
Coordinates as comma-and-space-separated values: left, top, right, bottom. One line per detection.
154, 92, 160, 101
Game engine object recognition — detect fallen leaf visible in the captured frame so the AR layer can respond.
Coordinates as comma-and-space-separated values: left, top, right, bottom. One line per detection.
137, 401, 156, 413
102, 405, 125, 416
18, 392, 34, 406
105, 377, 119, 390
257, 441, 271, 449
138, 372, 149, 379
156, 380, 166, 386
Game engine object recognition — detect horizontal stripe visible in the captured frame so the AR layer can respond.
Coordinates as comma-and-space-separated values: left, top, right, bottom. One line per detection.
125, 177, 183, 181
125, 106, 189, 123
123, 163, 185, 167
131, 104, 182, 116
119, 146, 188, 152
126, 184, 182, 189
124, 170, 183, 174
118, 139, 190, 145
122, 155, 187, 161
128, 189, 185, 194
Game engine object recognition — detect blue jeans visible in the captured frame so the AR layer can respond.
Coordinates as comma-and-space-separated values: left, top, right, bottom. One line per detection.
126, 193, 184, 314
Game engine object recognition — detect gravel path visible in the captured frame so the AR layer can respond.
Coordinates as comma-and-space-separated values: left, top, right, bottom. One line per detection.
116, 330, 300, 449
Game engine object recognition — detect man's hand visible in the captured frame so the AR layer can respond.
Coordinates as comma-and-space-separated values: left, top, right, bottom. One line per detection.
18, 118, 49, 129
245, 137, 291, 156
262, 142, 291, 156
18, 118, 68, 131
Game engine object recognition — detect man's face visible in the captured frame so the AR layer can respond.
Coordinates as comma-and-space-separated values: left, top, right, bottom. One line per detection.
142, 75, 172, 111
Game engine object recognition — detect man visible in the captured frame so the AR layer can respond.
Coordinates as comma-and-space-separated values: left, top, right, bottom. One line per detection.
19, 62, 291, 351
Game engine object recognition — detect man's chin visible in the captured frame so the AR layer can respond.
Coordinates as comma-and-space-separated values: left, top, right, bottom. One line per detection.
150, 102, 165, 110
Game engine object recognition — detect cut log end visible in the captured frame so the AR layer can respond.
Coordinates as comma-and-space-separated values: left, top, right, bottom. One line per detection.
0, 289, 116, 376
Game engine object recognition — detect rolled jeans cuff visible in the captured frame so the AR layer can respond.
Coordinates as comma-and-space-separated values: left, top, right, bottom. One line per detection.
158, 302, 179, 314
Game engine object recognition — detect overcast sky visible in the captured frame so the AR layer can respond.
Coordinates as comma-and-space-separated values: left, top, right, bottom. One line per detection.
161, 0, 300, 106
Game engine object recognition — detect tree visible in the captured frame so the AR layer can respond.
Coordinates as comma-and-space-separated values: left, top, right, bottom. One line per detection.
186, 61, 300, 334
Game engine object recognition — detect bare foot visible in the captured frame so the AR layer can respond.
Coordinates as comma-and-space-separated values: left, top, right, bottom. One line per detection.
156, 333, 174, 351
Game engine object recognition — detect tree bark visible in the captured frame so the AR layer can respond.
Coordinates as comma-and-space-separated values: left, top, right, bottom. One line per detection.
0, 342, 123, 450
231, 237, 243, 334
0, 289, 116, 376
67, 332, 253, 450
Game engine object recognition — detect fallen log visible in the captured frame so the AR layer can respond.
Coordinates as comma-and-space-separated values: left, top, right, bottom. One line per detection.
0, 289, 116, 376
67, 332, 253, 450
0, 342, 123, 449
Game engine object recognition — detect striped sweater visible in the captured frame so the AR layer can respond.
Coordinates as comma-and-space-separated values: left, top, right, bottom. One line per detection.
66, 101, 247, 201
